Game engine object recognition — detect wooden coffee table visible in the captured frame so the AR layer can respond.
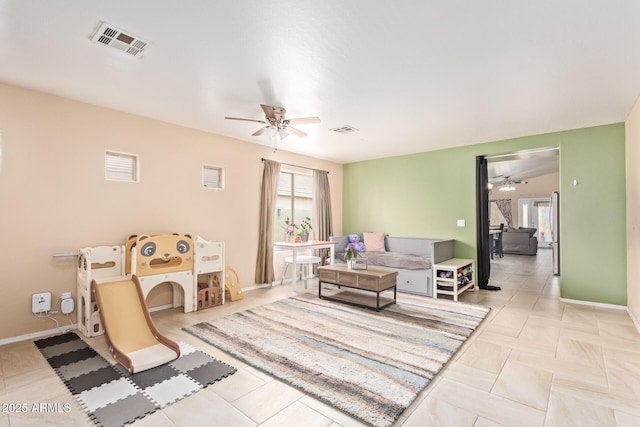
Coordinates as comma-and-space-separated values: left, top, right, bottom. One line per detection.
317, 264, 398, 311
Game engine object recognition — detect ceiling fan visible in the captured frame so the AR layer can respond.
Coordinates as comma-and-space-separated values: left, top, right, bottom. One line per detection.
492, 176, 528, 192
225, 104, 320, 140
491, 175, 527, 184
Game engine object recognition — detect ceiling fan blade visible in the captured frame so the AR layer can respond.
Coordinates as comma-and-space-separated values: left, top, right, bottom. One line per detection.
286, 126, 308, 138
252, 126, 267, 136
225, 116, 266, 124
287, 116, 321, 125
260, 104, 277, 120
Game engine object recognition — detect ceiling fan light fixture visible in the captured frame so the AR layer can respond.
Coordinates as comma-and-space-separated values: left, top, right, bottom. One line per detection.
226, 104, 319, 140
266, 125, 278, 139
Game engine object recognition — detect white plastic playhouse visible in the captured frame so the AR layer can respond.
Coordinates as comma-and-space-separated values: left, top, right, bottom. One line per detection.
76, 234, 225, 337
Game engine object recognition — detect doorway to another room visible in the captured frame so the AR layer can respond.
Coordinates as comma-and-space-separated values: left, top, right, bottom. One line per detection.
479, 146, 560, 289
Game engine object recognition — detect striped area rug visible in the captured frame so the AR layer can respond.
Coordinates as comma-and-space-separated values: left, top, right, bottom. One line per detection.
184, 293, 489, 427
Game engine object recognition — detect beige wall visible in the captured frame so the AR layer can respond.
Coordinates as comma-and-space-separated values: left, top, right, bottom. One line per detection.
626, 97, 640, 330
490, 172, 560, 228
0, 83, 343, 340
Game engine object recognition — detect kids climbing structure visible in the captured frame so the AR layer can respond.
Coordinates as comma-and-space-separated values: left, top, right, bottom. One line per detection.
77, 245, 125, 337
77, 234, 225, 338
92, 275, 180, 373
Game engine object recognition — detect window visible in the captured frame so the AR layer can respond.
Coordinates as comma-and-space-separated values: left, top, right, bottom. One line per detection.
105, 151, 138, 182
275, 171, 312, 241
203, 165, 224, 189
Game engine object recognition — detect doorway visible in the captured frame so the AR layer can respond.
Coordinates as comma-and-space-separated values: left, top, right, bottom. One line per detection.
476, 147, 560, 286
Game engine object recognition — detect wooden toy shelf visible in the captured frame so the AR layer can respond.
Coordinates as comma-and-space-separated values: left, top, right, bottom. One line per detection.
432, 258, 475, 301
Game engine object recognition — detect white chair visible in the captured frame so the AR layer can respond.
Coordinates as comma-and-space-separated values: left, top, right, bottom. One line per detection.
280, 255, 322, 288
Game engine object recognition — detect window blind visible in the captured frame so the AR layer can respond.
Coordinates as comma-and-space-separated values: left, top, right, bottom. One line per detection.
105, 151, 137, 182
203, 165, 223, 189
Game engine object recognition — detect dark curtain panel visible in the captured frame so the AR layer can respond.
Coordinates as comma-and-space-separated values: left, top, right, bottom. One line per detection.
476, 156, 492, 289
254, 159, 281, 285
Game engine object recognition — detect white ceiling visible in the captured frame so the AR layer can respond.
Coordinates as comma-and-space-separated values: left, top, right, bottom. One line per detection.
487, 147, 560, 184
1, 1, 640, 164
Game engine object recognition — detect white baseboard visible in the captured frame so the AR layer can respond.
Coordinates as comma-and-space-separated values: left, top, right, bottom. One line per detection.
148, 303, 174, 312
242, 283, 273, 291
559, 297, 627, 310
0, 324, 77, 346
242, 277, 318, 291
627, 308, 640, 334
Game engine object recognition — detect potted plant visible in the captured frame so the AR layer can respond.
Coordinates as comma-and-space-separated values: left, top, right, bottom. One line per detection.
284, 217, 299, 242
344, 247, 358, 269
298, 217, 312, 242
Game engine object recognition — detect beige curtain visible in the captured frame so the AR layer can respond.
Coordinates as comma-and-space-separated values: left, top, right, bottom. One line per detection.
255, 159, 281, 284
313, 169, 333, 265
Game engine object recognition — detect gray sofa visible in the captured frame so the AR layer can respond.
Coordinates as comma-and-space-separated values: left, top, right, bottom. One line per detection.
502, 227, 538, 255
330, 234, 455, 297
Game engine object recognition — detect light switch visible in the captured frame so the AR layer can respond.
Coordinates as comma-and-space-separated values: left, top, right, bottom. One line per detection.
457, 219, 465, 227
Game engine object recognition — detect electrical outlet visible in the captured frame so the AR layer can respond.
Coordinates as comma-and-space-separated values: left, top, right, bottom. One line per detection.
32, 292, 52, 313
61, 292, 72, 300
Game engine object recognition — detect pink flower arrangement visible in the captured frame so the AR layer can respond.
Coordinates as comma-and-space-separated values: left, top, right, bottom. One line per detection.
284, 217, 298, 236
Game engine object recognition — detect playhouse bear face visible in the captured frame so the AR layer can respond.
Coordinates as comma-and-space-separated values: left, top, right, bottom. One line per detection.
128, 234, 194, 276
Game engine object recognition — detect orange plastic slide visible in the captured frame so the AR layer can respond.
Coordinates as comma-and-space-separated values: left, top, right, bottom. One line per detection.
91, 275, 180, 373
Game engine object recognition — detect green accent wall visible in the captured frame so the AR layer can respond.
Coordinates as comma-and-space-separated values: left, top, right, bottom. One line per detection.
343, 123, 627, 306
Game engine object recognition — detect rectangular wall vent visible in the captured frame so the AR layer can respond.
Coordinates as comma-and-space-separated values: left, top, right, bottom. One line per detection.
330, 125, 358, 134
90, 22, 148, 57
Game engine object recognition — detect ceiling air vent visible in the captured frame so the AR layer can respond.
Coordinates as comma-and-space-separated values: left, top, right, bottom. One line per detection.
330, 125, 358, 134
90, 22, 148, 57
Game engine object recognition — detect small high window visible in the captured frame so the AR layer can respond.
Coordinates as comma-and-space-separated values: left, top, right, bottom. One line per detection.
203, 165, 224, 189
105, 151, 138, 182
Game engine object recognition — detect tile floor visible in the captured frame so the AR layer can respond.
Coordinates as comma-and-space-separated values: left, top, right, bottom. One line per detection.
1, 249, 639, 426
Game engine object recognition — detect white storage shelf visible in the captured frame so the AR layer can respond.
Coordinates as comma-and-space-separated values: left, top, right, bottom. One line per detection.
433, 258, 475, 301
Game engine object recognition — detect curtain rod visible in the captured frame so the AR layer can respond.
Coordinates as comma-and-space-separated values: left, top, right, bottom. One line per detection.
261, 158, 329, 174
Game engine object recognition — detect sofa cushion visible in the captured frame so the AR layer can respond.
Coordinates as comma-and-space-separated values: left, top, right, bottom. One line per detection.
363, 232, 386, 252
518, 227, 537, 235
505, 227, 537, 236
335, 251, 432, 269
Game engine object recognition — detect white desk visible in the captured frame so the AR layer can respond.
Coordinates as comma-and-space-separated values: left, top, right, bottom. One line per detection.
273, 240, 338, 291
